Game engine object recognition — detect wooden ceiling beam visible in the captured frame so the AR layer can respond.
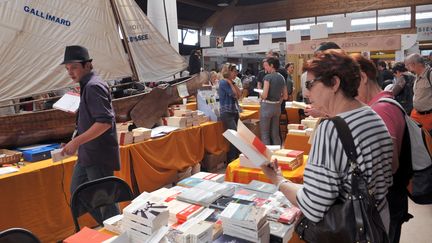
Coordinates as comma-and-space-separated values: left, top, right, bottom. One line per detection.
178, 19, 202, 29
177, 0, 220, 11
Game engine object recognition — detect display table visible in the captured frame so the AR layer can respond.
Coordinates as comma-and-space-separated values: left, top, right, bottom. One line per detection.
284, 134, 312, 154
240, 103, 302, 123
225, 156, 307, 184
0, 121, 228, 242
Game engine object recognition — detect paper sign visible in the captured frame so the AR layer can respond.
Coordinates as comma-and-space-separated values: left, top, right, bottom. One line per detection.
200, 35, 210, 48
177, 83, 189, 98
333, 16, 351, 33
310, 24, 328, 40
285, 30, 301, 44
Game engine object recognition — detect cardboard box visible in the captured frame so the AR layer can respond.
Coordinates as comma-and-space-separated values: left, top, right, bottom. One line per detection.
201, 152, 226, 173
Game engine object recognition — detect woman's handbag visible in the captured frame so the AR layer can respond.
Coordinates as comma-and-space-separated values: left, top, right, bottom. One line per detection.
295, 116, 389, 243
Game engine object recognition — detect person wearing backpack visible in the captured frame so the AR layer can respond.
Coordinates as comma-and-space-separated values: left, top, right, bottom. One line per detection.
405, 53, 432, 134
352, 54, 411, 243
391, 62, 415, 115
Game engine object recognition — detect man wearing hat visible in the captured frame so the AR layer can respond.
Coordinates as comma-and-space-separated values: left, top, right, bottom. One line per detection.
61, 45, 120, 221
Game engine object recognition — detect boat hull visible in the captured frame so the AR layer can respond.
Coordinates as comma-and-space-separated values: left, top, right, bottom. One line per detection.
0, 72, 209, 148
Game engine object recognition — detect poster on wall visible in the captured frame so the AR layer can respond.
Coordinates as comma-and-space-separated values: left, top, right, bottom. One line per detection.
216, 37, 224, 48
417, 23, 432, 41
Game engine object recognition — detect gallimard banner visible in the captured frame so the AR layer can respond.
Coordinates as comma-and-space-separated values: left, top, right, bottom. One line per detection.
286, 35, 401, 54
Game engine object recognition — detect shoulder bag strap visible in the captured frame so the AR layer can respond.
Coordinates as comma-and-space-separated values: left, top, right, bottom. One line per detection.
427, 68, 432, 87
329, 116, 367, 242
330, 116, 358, 162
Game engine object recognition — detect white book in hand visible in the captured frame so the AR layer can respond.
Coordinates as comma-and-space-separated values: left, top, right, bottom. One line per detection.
223, 120, 272, 167
53, 92, 80, 113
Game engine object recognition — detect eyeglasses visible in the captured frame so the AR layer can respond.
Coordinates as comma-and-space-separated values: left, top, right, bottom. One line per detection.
305, 77, 322, 90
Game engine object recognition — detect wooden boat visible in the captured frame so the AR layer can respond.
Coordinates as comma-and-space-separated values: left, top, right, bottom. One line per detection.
0, 0, 208, 148
0, 73, 209, 148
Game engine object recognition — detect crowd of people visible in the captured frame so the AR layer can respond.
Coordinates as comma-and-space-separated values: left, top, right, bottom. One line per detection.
187, 43, 431, 243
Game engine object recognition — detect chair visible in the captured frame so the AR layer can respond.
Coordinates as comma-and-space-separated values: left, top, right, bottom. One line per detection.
70, 176, 134, 232
0, 228, 40, 243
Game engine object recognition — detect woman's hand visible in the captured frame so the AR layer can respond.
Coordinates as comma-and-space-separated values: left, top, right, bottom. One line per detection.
305, 105, 328, 118
261, 159, 283, 185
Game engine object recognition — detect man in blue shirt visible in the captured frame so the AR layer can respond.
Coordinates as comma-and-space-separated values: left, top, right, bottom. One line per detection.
61, 45, 120, 221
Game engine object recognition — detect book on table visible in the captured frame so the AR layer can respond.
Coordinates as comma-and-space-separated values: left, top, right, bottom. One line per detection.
223, 120, 273, 167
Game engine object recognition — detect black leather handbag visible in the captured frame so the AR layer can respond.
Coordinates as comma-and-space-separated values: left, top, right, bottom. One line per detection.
295, 117, 389, 243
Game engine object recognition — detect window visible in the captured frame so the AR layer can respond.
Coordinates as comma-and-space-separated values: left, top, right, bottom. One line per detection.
178, 29, 183, 43
347, 10, 376, 32
260, 20, 287, 39
316, 14, 345, 34
290, 17, 315, 36
378, 7, 411, 30
178, 28, 199, 46
224, 27, 234, 43
234, 23, 259, 41
201, 27, 212, 36
416, 4, 432, 25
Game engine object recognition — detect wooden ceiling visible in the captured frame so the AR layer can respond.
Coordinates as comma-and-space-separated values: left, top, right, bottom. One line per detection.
135, 0, 285, 28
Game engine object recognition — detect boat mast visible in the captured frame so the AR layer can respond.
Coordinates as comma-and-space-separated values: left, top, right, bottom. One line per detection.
109, 0, 139, 82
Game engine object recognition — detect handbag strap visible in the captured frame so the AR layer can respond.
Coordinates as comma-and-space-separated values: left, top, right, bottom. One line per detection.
329, 116, 367, 242
329, 116, 358, 162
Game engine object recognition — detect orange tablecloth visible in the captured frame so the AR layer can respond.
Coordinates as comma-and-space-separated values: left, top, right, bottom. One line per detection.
0, 121, 227, 242
240, 103, 302, 123
284, 134, 312, 154
225, 156, 308, 184
239, 109, 258, 120
186, 102, 197, 110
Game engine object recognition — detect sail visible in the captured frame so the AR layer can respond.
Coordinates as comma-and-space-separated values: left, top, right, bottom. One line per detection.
0, 0, 132, 102
115, 0, 187, 82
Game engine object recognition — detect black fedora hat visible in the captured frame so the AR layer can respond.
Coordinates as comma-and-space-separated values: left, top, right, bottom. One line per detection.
61, 45, 93, 64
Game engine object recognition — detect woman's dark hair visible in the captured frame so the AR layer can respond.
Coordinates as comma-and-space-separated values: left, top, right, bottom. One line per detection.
304, 49, 361, 98
314, 42, 341, 53
350, 53, 378, 83
285, 62, 294, 69
392, 62, 408, 73
265, 57, 280, 69
377, 60, 387, 69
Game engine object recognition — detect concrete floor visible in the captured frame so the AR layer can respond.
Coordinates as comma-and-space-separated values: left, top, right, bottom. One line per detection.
400, 199, 432, 243
217, 166, 432, 243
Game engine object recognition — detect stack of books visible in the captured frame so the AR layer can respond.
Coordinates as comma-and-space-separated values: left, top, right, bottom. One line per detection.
269, 221, 294, 243
272, 149, 304, 171
244, 180, 277, 194
190, 172, 225, 183
117, 131, 134, 145
166, 221, 214, 243
166, 199, 204, 224
131, 127, 151, 143
122, 200, 169, 243
220, 202, 270, 243
103, 214, 124, 234
287, 117, 319, 136
176, 186, 222, 207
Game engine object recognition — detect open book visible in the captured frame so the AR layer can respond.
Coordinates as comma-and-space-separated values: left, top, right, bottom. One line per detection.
53, 92, 80, 113
222, 120, 272, 167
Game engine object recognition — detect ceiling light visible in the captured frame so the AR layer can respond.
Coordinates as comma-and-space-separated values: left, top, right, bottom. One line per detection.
217, 1, 229, 7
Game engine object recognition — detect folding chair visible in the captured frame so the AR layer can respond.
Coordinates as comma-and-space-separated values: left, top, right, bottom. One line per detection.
70, 176, 134, 232
0, 228, 40, 243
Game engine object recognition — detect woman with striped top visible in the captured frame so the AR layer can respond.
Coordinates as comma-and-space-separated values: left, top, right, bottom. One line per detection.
261, 50, 393, 235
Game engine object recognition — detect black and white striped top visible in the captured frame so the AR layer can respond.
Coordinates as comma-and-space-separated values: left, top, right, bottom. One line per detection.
296, 106, 393, 223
